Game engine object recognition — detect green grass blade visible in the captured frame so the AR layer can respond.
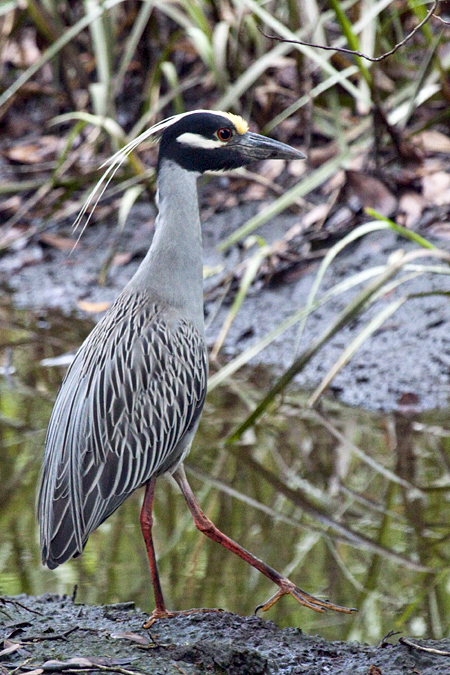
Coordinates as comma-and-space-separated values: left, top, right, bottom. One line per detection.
210, 242, 270, 360
365, 209, 436, 248
226, 250, 412, 443
207, 264, 389, 391
328, 0, 372, 85
0, 0, 125, 111
113, 0, 155, 98
295, 221, 392, 351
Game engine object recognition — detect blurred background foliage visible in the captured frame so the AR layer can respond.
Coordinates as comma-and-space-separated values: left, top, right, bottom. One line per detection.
0, 0, 449, 233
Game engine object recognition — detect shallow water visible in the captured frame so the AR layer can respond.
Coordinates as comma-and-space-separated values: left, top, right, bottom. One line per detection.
1, 299, 450, 642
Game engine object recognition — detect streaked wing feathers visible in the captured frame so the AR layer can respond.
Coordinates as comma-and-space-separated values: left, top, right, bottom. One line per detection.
38, 294, 207, 568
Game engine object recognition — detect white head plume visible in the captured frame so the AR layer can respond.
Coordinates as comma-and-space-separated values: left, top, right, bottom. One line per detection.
73, 110, 247, 238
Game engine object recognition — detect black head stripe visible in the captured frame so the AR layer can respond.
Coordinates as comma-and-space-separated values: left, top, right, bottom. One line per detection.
158, 112, 244, 173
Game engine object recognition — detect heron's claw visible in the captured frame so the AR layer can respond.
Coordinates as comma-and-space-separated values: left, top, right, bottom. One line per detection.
255, 580, 357, 615
143, 606, 224, 629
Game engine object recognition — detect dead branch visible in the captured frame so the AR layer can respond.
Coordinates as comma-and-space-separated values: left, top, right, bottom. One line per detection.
0, 598, 43, 617
399, 636, 450, 656
258, 0, 440, 63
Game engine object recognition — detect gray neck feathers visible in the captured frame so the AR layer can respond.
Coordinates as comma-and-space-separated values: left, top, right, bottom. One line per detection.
125, 160, 204, 334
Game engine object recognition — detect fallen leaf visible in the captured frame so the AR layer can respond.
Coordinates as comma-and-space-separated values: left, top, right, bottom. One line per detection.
5, 136, 64, 164
283, 221, 307, 241
68, 658, 97, 667
203, 263, 224, 279
323, 169, 346, 194
368, 666, 383, 675
259, 158, 286, 181
397, 192, 424, 229
301, 202, 330, 229
346, 170, 397, 216
283, 203, 331, 242
40, 656, 135, 670
2, 245, 43, 272
112, 252, 132, 266
427, 222, 450, 239
397, 392, 420, 406
308, 142, 339, 166
0, 195, 21, 213
52, 200, 85, 222
422, 172, 450, 205
77, 300, 111, 313
0, 642, 22, 657
0, 225, 32, 249
3, 30, 41, 67
40, 233, 78, 251
42, 657, 96, 670
373, 68, 394, 93
415, 130, 450, 154
287, 158, 307, 178
110, 631, 150, 645
243, 183, 266, 201
6, 144, 41, 163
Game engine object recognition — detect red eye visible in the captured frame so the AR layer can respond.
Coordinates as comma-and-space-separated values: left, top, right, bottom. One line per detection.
217, 127, 232, 141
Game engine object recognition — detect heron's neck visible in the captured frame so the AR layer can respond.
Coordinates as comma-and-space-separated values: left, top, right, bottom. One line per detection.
127, 160, 204, 333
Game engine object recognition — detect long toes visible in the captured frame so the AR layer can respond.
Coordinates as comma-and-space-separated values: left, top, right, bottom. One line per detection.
291, 587, 357, 614
144, 607, 224, 629
256, 588, 326, 614
143, 608, 173, 629
256, 583, 357, 615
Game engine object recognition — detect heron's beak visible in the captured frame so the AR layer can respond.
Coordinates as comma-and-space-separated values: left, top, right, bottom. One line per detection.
235, 132, 306, 161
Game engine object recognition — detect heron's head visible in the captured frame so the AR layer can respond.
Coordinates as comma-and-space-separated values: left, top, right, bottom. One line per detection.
157, 110, 305, 173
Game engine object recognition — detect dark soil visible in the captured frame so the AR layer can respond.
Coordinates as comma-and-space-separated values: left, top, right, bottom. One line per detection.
2, 594, 450, 675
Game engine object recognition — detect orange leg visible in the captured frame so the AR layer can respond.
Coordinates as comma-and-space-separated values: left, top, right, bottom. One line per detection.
140, 476, 167, 619
140, 476, 224, 629
173, 464, 356, 616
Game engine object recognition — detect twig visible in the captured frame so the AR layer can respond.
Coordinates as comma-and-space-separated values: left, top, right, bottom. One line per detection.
399, 636, 450, 656
9, 659, 33, 675
21, 627, 79, 643
379, 630, 402, 647
0, 598, 43, 617
257, 0, 439, 63
53, 666, 148, 675
434, 13, 450, 25
173, 666, 189, 675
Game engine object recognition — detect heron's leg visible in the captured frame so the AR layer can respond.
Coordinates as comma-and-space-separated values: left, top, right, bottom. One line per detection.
140, 477, 167, 618
141, 476, 224, 629
173, 464, 356, 616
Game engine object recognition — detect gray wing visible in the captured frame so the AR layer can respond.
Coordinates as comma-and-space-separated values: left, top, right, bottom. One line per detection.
38, 294, 207, 569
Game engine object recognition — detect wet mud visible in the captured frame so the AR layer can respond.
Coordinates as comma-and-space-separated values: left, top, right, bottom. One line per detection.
2, 594, 450, 675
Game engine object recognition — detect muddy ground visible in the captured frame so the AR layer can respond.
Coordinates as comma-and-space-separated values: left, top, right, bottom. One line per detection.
2, 198, 450, 412
2, 593, 450, 675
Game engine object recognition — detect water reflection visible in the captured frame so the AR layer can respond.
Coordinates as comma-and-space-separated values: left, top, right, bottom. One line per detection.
1, 299, 450, 642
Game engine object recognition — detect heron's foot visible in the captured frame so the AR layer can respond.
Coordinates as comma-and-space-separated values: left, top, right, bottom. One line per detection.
255, 579, 357, 615
143, 606, 224, 629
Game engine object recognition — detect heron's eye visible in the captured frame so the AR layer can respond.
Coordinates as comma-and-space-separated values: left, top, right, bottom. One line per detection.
217, 127, 233, 142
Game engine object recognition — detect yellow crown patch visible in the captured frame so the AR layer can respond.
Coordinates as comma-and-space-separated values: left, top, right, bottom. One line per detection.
218, 111, 249, 135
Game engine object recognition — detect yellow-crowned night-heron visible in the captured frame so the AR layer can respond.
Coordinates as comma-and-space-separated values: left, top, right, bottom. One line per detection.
38, 110, 355, 625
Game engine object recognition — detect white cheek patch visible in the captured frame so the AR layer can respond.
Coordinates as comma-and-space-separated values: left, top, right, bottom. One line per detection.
177, 132, 224, 149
